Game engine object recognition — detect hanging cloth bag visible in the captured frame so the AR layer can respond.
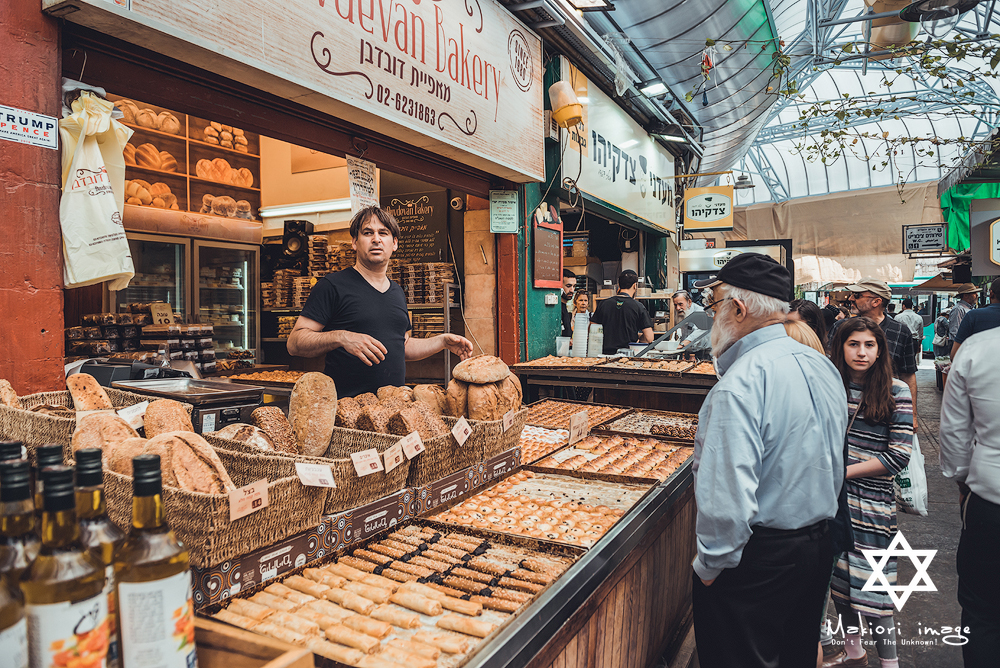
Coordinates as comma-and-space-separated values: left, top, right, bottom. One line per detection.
58, 91, 135, 290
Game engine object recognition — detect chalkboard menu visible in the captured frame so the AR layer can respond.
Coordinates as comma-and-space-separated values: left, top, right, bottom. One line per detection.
534, 222, 563, 289
381, 190, 449, 264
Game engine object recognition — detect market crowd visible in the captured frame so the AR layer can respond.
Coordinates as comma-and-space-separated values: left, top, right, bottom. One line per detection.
684, 254, 1000, 668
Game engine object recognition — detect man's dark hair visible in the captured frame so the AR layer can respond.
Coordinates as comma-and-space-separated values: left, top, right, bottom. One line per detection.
618, 271, 639, 290
349, 206, 400, 239
563, 268, 577, 279
991, 277, 1000, 300
902, 298, 914, 309
887, 302, 896, 314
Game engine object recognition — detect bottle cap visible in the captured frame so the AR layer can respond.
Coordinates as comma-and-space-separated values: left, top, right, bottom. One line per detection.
40, 465, 75, 512
0, 460, 31, 502
132, 454, 163, 497
35, 444, 64, 471
75, 448, 104, 488
0, 441, 23, 462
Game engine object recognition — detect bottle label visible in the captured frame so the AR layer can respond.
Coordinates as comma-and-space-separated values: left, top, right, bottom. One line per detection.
118, 570, 197, 668
0, 617, 29, 668
26, 593, 110, 668
104, 565, 120, 668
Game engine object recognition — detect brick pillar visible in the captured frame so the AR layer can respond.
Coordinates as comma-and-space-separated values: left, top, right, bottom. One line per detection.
0, 1, 65, 393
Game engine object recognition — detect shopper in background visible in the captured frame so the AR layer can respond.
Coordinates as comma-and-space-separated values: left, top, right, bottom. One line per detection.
672, 289, 706, 349
788, 299, 828, 347
561, 269, 577, 338
823, 304, 848, 331
895, 298, 925, 369
825, 318, 912, 668
886, 302, 896, 317
940, 327, 1000, 668
948, 285, 981, 358
784, 319, 825, 354
569, 291, 590, 333
590, 270, 653, 355
689, 253, 846, 668
951, 278, 1000, 358
933, 309, 953, 358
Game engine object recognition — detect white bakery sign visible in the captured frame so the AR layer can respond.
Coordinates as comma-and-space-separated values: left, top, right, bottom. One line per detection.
991, 219, 1000, 266
44, 0, 544, 182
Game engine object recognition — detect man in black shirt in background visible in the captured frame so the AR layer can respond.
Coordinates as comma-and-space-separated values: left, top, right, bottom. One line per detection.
287, 206, 472, 397
590, 270, 654, 355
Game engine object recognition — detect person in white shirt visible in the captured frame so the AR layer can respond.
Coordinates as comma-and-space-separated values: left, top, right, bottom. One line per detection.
940, 327, 1000, 668
895, 298, 924, 369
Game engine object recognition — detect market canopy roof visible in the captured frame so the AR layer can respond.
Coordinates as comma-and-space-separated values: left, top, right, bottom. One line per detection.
910, 274, 960, 293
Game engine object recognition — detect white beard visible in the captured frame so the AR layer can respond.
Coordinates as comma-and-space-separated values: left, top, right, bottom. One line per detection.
710, 310, 740, 357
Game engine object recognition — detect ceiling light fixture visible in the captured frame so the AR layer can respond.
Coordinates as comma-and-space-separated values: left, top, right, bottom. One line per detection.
640, 80, 668, 97
899, 0, 981, 39
648, 120, 688, 144
733, 174, 755, 190
568, 0, 614, 11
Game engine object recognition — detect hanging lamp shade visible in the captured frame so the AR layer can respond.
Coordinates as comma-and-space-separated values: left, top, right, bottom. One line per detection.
548, 81, 583, 128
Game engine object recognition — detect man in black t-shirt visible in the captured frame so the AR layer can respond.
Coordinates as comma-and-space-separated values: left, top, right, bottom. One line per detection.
287, 206, 472, 397
590, 270, 654, 355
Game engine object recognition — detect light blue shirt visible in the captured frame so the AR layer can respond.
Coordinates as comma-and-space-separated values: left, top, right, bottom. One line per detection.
692, 323, 847, 581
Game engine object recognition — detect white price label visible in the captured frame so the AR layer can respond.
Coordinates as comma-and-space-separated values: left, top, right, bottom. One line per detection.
201, 413, 216, 432
452, 416, 473, 447
351, 448, 385, 476
399, 431, 425, 459
295, 462, 337, 488
568, 410, 589, 445
117, 400, 149, 430
149, 302, 174, 325
502, 409, 516, 432
229, 478, 269, 521
383, 443, 404, 473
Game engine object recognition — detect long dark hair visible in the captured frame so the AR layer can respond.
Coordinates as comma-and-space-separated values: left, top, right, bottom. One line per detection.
830, 317, 896, 425
789, 299, 827, 345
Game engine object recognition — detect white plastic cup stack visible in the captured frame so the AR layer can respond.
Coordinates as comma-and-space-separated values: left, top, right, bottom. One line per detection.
571, 313, 589, 357
588, 324, 604, 357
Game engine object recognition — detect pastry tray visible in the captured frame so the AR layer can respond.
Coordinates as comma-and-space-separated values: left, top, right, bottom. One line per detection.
518, 425, 570, 465
522, 398, 633, 431
592, 409, 699, 442
199, 518, 584, 668
681, 361, 718, 376
525, 439, 693, 484
592, 358, 696, 376
510, 356, 610, 370
111, 378, 265, 406
226, 377, 301, 389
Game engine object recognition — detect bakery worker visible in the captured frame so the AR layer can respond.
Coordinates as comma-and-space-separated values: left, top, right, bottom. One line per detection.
287, 206, 473, 397
590, 270, 654, 355
561, 268, 577, 337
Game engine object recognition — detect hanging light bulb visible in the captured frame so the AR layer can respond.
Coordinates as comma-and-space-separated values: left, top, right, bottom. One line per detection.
898, 0, 982, 39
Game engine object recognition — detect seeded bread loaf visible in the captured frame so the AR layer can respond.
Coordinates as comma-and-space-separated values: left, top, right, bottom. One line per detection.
355, 393, 379, 407
251, 407, 298, 454
411, 401, 449, 438
144, 431, 236, 493
356, 404, 392, 433
144, 399, 193, 438
106, 437, 149, 475
289, 372, 338, 457
336, 397, 364, 429
387, 406, 424, 437
412, 385, 447, 416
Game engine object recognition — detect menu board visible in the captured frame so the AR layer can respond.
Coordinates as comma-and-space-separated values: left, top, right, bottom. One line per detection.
381, 190, 449, 264
533, 203, 563, 289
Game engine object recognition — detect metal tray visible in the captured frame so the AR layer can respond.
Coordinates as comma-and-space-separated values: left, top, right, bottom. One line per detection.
522, 398, 633, 431
111, 378, 265, 406
592, 408, 699, 442
592, 358, 696, 376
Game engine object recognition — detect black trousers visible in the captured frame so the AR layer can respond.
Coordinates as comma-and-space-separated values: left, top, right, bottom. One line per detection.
958, 492, 1000, 667
693, 521, 834, 668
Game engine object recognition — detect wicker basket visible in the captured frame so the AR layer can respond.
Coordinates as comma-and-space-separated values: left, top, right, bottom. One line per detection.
405, 418, 480, 489
103, 447, 328, 568
0, 389, 189, 463
463, 408, 528, 461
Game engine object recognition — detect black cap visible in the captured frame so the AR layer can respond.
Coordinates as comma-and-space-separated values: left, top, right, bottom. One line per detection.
617, 270, 639, 290
35, 444, 64, 470
0, 441, 23, 462
40, 465, 75, 512
693, 252, 792, 302
0, 460, 31, 502
75, 449, 104, 489
132, 454, 162, 497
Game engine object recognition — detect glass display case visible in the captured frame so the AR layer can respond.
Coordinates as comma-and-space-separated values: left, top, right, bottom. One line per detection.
194, 241, 259, 353
112, 233, 189, 315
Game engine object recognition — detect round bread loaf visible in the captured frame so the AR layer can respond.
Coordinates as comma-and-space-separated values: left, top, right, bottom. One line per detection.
145, 431, 236, 493
412, 385, 447, 416
72, 413, 139, 454
289, 372, 338, 457
213, 423, 275, 452
251, 406, 298, 454
445, 379, 468, 418
107, 437, 149, 475
144, 399, 193, 438
467, 382, 505, 421
452, 356, 510, 384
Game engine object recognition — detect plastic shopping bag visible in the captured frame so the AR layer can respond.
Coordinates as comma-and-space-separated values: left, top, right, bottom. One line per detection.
896, 432, 928, 516
59, 91, 135, 290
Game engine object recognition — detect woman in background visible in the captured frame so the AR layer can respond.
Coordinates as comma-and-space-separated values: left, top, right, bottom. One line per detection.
788, 299, 827, 345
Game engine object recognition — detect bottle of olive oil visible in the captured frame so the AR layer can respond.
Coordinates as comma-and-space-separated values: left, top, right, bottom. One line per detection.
32, 444, 64, 522
114, 455, 196, 668
0, 461, 40, 580
0, 440, 25, 463
0, 572, 28, 668
75, 449, 124, 668
21, 465, 109, 668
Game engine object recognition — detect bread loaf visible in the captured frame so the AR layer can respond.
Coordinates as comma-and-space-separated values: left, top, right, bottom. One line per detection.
157, 112, 181, 135
238, 167, 254, 188
335, 396, 363, 429
123, 143, 136, 165
211, 196, 237, 218
251, 407, 298, 454
67, 373, 114, 411
355, 393, 379, 407
355, 405, 391, 433
412, 385, 446, 415
200, 194, 215, 214
72, 413, 139, 454
135, 109, 158, 128
145, 431, 236, 493
196, 159, 214, 179
445, 379, 468, 418
213, 423, 275, 452
452, 355, 510, 384
289, 373, 338, 457
410, 402, 449, 438
135, 143, 161, 169
467, 382, 504, 422
500, 375, 523, 413
114, 99, 138, 124
144, 399, 193, 438
387, 406, 424, 437
106, 437, 149, 475
159, 152, 177, 172
0, 379, 22, 409
235, 200, 253, 219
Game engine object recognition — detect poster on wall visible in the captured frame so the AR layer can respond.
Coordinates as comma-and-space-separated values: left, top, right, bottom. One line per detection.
561, 62, 675, 232
346, 156, 379, 214
380, 191, 449, 263
683, 185, 734, 232
532, 203, 563, 289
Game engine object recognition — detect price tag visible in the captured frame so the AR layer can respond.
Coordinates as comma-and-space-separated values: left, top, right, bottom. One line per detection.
117, 401, 149, 430
229, 479, 269, 521
452, 416, 473, 447
399, 431, 425, 460
351, 448, 385, 477
383, 443, 404, 473
295, 462, 337, 488
568, 410, 588, 445
149, 302, 174, 325
502, 410, 516, 432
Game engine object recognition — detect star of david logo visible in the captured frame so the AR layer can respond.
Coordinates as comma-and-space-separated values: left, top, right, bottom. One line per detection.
861, 531, 936, 611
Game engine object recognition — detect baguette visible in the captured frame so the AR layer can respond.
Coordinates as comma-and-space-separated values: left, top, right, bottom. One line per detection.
436, 614, 497, 638
67, 373, 114, 411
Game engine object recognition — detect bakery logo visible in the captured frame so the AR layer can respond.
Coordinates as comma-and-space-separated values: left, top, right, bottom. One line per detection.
364, 509, 390, 534
508, 29, 533, 92
861, 531, 936, 611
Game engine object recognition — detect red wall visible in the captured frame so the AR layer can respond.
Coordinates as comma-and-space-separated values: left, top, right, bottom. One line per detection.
0, 0, 65, 393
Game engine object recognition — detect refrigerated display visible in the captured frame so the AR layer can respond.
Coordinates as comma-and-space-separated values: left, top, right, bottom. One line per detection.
194, 241, 259, 353
112, 234, 189, 316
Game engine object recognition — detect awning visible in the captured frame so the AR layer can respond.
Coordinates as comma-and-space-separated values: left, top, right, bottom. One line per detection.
909, 274, 960, 294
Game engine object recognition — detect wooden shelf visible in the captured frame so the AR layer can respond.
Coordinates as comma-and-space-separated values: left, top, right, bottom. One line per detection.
190, 176, 260, 192
125, 164, 187, 178
188, 137, 260, 158
121, 122, 186, 141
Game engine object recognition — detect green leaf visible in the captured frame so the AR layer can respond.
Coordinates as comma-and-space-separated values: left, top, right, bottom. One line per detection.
843, 42, 855, 53
706, 39, 716, 46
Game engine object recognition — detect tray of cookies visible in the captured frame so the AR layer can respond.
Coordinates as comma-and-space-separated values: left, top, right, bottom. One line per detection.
594, 358, 696, 375
530, 434, 693, 482
683, 361, 717, 376
592, 409, 700, 442
510, 356, 609, 369
202, 519, 581, 668
425, 470, 653, 549
518, 425, 569, 464
523, 399, 631, 431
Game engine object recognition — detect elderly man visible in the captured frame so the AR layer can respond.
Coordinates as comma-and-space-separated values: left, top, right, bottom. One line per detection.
949, 285, 980, 357
672, 290, 707, 349
951, 281, 997, 358
690, 253, 847, 668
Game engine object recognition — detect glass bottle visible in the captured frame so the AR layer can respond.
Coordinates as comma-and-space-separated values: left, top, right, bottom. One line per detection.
114, 455, 196, 668
32, 444, 64, 522
21, 465, 109, 668
75, 449, 124, 668
0, 441, 24, 463
0, 572, 28, 668
0, 461, 40, 580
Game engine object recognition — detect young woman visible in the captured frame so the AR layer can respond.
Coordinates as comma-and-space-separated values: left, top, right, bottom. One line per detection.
788, 298, 828, 345
825, 317, 913, 668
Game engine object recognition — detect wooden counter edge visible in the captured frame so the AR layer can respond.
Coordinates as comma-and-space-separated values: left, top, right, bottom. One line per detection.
196, 617, 315, 668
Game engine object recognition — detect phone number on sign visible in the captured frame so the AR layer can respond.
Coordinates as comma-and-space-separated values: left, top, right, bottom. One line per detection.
377, 85, 437, 126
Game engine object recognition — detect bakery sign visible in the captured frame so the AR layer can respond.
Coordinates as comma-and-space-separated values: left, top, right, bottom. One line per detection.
683, 185, 734, 232
44, 0, 544, 183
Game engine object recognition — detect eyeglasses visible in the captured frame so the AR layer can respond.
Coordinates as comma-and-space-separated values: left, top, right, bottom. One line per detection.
704, 296, 734, 314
